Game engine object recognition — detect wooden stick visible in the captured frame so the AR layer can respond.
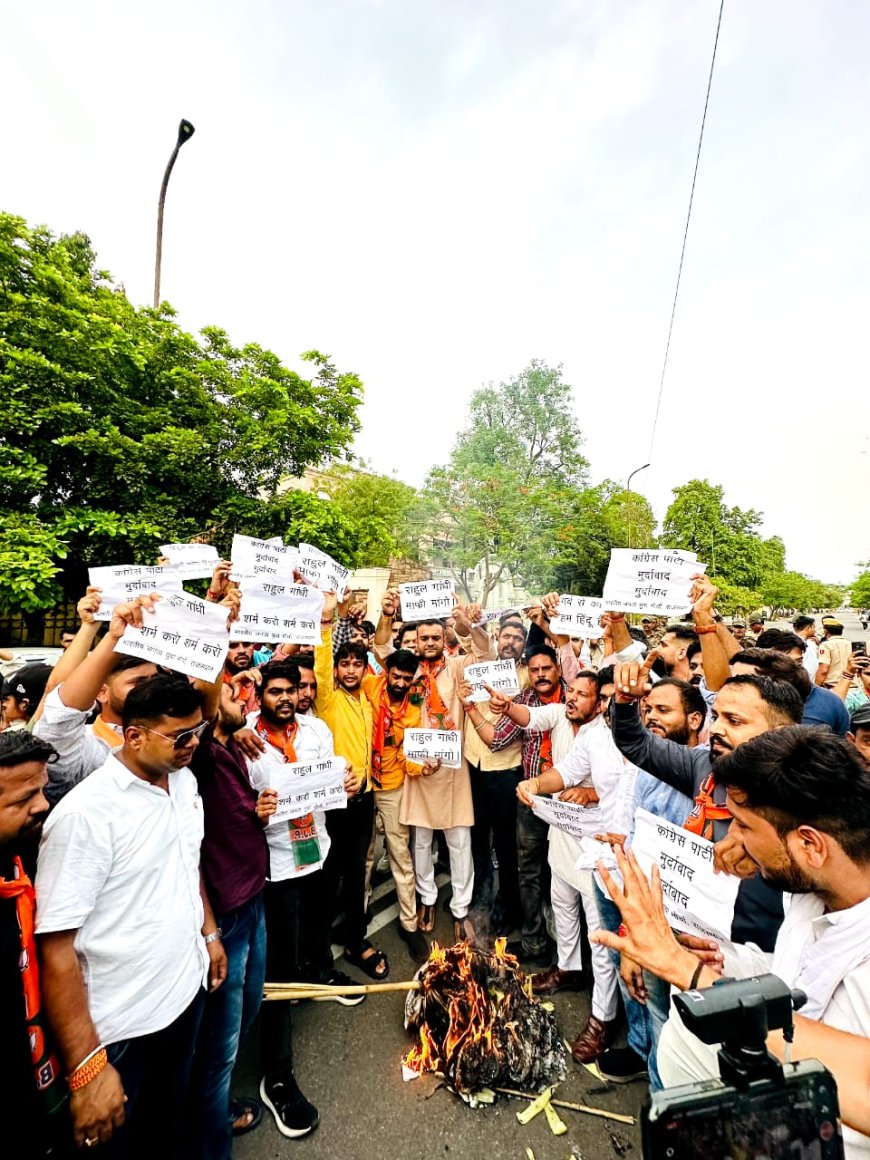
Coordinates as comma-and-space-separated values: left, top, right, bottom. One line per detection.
263, 979, 421, 1000
495, 1088, 636, 1126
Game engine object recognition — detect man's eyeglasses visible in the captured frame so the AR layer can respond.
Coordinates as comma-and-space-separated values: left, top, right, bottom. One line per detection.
140, 721, 209, 749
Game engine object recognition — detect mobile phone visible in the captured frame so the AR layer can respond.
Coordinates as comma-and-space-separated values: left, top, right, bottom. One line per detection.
851, 641, 867, 656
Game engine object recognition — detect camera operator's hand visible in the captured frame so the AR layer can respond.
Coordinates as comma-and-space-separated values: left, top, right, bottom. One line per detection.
713, 832, 759, 879
675, 933, 725, 974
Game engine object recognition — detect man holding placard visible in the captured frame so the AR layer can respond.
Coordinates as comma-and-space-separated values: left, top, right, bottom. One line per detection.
244, 659, 357, 1140
374, 589, 496, 945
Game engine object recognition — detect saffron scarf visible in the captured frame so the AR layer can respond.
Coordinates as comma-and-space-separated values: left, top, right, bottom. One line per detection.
0, 858, 65, 1114
254, 717, 321, 869
91, 713, 123, 749
536, 683, 566, 773
683, 773, 731, 839
371, 678, 408, 789
413, 657, 455, 731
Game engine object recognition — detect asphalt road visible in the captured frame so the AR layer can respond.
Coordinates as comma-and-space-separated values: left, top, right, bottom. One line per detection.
231, 892, 646, 1160
230, 609, 863, 1159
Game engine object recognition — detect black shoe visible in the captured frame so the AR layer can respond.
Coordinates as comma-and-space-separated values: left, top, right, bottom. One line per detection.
311, 969, 366, 1006
399, 928, 431, 964
597, 1046, 648, 1083
259, 1075, 319, 1138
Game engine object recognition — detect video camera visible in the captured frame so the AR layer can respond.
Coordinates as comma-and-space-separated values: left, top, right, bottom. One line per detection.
643, 974, 844, 1159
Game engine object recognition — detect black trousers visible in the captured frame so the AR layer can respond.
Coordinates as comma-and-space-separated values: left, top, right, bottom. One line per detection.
469, 762, 523, 930
321, 790, 376, 951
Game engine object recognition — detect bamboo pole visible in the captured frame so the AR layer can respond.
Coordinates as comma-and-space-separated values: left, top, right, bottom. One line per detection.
495, 1088, 636, 1126
263, 979, 421, 1001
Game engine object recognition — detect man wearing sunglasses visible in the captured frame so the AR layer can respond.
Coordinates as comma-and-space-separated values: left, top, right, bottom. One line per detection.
35, 674, 227, 1156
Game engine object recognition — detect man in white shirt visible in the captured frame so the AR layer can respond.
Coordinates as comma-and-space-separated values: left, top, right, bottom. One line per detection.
245, 658, 358, 1140
793, 615, 819, 681
593, 727, 870, 1160
36, 674, 225, 1156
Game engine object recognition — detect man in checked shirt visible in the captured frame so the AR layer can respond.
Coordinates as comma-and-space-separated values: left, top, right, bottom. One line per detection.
468, 644, 570, 965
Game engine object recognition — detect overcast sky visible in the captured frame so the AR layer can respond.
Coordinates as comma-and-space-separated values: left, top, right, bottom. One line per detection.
4, 1, 869, 582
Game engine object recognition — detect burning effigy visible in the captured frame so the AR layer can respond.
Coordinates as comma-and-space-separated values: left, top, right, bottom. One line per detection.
403, 937, 567, 1098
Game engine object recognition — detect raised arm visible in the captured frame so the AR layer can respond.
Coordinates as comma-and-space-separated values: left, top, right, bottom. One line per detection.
610, 654, 700, 797
53, 596, 160, 711
36, 588, 102, 715
690, 575, 730, 692
313, 591, 339, 711
374, 587, 399, 656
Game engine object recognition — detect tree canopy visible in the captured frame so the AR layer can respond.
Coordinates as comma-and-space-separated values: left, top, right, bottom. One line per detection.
0, 213, 364, 612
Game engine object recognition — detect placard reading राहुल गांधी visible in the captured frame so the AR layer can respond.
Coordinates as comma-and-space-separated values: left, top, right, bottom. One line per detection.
463, 659, 521, 703
630, 808, 739, 945
159, 543, 221, 581
296, 544, 350, 593
233, 580, 325, 645
547, 595, 605, 637
113, 592, 230, 683
230, 535, 299, 584
88, 563, 184, 621
268, 759, 348, 825
601, 548, 705, 616
399, 579, 455, 622
402, 729, 463, 769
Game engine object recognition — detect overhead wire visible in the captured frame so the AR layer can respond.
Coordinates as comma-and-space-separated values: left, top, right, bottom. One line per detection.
647, 0, 726, 462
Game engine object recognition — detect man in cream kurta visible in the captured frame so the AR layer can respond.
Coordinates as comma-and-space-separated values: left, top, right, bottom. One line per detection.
374, 591, 494, 940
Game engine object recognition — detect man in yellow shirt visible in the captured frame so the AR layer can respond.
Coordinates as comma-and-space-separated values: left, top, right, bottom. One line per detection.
314, 600, 388, 980
363, 650, 431, 963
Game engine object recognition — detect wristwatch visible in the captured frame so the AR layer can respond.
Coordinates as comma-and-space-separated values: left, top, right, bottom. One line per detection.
204, 928, 222, 945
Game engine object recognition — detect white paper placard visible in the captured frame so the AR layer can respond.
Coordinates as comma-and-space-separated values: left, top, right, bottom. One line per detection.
159, 543, 220, 580
403, 729, 462, 769
530, 794, 604, 841
233, 580, 325, 644
399, 579, 456, 621
113, 592, 230, 681
88, 564, 184, 621
629, 808, 739, 943
230, 535, 299, 584
269, 758, 348, 824
473, 607, 525, 625
548, 595, 605, 636
296, 543, 350, 593
602, 548, 705, 616
464, 658, 521, 702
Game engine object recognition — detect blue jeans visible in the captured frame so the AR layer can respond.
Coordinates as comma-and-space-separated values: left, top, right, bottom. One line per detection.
593, 881, 663, 1086
193, 894, 267, 1160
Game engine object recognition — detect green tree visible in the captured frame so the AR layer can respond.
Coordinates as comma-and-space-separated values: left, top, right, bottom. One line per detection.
0, 213, 364, 614
420, 361, 590, 603
324, 464, 421, 566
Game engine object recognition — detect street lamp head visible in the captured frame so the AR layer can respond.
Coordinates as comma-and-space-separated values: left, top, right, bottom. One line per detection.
177, 119, 195, 147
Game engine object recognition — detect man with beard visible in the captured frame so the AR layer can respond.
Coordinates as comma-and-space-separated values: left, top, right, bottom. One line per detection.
606, 663, 803, 1082
34, 597, 160, 805
374, 591, 495, 944
732, 642, 850, 736
36, 676, 225, 1156
294, 656, 317, 716
223, 642, 258, 715
0, 732, 71, 1160
189, 667, 272, 1157
362, 649, 431, 964
594, 729, 870, 1160
498, 672, 639, 1063
461, 618, 529, 938
246, 660, 357, 1140
314, 601, 387, 981
481, 645, 574, 963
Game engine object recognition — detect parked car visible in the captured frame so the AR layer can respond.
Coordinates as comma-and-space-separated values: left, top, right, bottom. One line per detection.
1, 647, 63, 679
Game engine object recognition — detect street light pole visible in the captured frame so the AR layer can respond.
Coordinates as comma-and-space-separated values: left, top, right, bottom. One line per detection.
153, 119, 195, 309
625, 462, 651, 548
